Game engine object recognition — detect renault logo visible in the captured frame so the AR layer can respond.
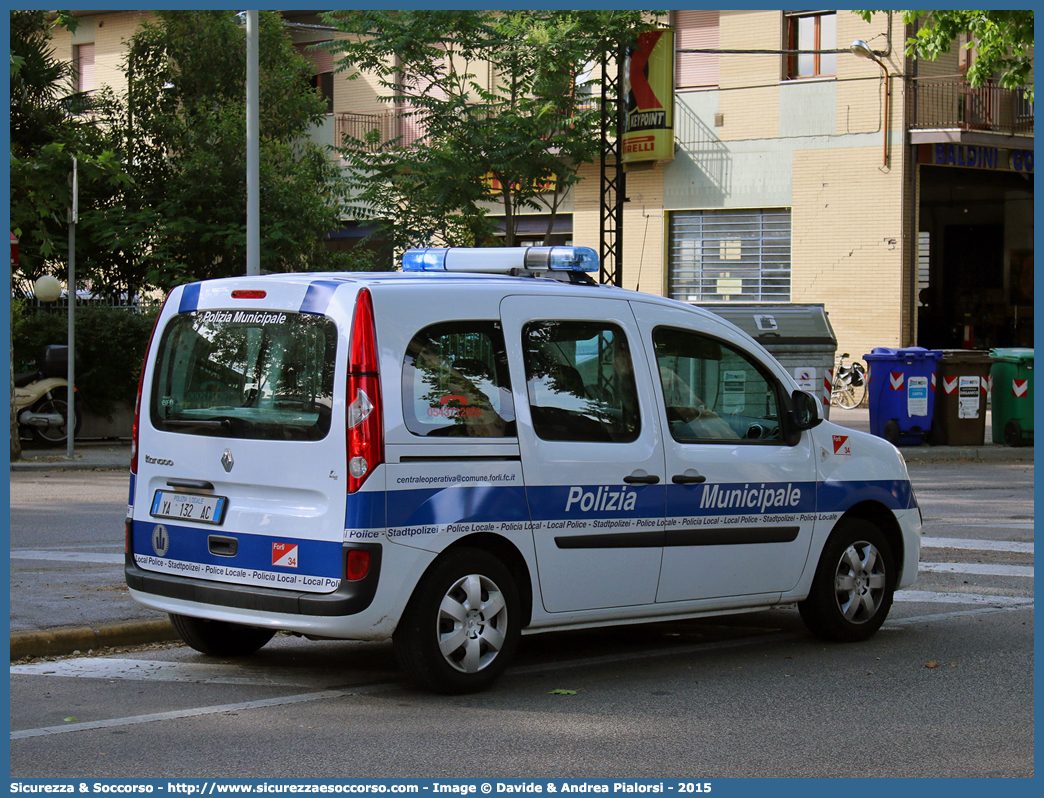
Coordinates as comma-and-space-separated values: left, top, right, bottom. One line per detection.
221, 449, 234, 473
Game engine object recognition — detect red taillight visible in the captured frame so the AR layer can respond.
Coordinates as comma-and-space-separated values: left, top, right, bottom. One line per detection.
346, 288, 383, 493
231, 289, 267, 299
131, 294, 170, 475
345, 550, 371, 581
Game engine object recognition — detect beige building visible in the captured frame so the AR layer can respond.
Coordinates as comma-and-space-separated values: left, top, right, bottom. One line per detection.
54, 10, 1034, 362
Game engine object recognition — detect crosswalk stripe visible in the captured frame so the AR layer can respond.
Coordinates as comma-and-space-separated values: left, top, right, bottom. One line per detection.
921, 537, 1033, 554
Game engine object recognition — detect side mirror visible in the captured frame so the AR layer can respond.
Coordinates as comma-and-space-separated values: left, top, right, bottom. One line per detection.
791, 389, 823, 431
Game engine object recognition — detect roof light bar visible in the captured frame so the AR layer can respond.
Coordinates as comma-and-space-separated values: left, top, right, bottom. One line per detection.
402, 246, 599, 274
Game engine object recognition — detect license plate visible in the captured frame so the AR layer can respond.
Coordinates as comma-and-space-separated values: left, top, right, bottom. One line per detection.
150, 490, 228, 525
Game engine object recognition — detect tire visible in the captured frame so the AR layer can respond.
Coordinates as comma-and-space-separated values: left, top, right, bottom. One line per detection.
1004, 419, 1024, 447
170, 613, 275, 657
394, 547, 520, 694
882, 420, 900, 445
29, 389, 82, 446
799, 519, 895, 643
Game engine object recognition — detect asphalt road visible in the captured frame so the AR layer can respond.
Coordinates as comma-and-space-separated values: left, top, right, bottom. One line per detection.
7, 458, 1035, 778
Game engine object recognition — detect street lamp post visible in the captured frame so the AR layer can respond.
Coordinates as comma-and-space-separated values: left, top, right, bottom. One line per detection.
851, 39, 890, 168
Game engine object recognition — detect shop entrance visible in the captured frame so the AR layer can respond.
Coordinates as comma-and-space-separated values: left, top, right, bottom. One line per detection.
916, 164, 1033, 349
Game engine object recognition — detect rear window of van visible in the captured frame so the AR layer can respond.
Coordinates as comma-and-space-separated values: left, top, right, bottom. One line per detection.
150, 310, 337, 441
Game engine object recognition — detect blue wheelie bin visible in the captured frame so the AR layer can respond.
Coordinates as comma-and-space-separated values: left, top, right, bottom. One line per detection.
863, 347, 941, 445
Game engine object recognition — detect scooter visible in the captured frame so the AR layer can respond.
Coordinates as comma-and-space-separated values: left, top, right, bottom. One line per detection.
13, 345, 82, 446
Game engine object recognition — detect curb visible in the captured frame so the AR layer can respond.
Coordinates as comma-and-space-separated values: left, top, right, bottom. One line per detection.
10, 619, 178, 661
899, 445, 1034, 462
11, 461, 128, 472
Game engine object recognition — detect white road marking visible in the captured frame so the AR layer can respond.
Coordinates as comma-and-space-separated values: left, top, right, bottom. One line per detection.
921, 537, 1033, 554
10, 658, 342, 687
922, 522, 1034, 530
883, 603, 1033, 629
10, 550, 124, 565
894, 590, 1033, 607
10, 689, 360, 740
919, 562, 1034, 578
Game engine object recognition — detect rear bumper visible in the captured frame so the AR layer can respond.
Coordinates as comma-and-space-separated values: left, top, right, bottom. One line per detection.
124, 543, 382, 617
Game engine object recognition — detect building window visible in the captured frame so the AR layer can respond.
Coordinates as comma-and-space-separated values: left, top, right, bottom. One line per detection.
297, 41, 335, 114
785, 10, 836, 79
674, 10, 719, 89
73, 43, 95, 94
668, 210, 792, 303
311, 72, 334, 114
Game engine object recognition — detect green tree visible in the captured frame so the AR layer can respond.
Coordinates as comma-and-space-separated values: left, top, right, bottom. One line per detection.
9, 10, 126, 459
858, 10, 1034, 100
323, 9, 660, 252
109, 10, 357, 291
9, 9, 127, 292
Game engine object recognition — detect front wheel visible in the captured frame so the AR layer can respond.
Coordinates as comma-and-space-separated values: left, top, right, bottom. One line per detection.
799, 519, 895, 642
394, 548, 520, 694
833, 380, 866, 409
170, 613, 275, 657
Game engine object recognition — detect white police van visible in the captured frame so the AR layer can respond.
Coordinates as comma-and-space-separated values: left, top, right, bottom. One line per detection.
126, 246, 920, 693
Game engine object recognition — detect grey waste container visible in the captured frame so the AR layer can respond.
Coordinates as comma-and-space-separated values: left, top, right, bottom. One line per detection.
699, 303, 837, 418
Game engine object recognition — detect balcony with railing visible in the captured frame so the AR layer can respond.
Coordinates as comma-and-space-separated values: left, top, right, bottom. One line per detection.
335, 99, 601, 152
909, 75, 1033, 137
334, 109, 429, 150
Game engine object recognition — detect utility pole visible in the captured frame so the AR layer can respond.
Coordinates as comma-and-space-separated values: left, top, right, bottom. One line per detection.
246, 10, 260, 276
67, 157, 77, 459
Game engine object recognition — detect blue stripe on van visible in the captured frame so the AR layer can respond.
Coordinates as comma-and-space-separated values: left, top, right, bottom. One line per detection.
387, 484, 530, 528
299, 281, 343, 316
346, 489, 386, 530
131, 520, 342, 579
178, 283, 201, 313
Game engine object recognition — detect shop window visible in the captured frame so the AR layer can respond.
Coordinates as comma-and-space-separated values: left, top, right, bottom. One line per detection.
784, 11, 836, 79
668, 210, 791, 303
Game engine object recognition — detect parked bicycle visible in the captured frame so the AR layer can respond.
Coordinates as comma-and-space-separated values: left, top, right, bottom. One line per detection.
831, 353, 867, 409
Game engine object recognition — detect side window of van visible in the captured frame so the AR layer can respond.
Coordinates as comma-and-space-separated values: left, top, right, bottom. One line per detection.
402, 321, 516, 438
653, 326, 783, 443
522, 321, 640, 443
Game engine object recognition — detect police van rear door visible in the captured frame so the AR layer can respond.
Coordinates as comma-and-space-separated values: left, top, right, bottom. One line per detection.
131, 279, 351, 596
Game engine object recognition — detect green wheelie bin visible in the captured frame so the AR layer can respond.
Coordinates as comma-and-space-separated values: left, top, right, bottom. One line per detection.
989, 348, 1033, 447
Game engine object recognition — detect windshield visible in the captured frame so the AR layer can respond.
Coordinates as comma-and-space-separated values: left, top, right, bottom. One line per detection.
150, 309, 337, 441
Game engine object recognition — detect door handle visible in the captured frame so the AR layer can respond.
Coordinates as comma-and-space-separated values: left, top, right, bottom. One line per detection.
623, 473, 660, 485
672, 473, 707, 485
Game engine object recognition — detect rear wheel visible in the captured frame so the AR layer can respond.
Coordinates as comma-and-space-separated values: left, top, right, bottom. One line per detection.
170, 613, 275, 657
799, 519, 895, 643
29, 389, 82, 446
394, 548, 520, 694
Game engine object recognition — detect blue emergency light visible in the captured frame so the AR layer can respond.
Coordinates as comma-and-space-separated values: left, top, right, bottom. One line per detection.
402, 246, 599, 274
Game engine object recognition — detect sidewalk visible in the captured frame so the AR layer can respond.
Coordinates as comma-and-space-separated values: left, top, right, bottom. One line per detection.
8, 413, 1033, 661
